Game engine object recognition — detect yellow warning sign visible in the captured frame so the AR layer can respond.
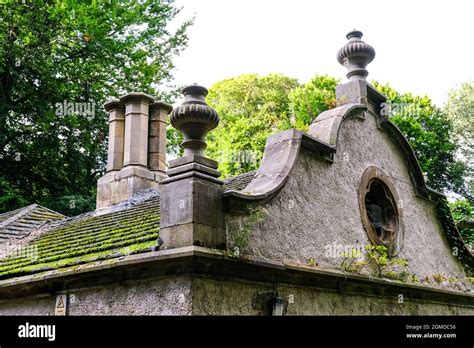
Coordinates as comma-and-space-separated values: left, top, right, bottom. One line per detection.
55, 294, 67, 316
56, 296, 64, 308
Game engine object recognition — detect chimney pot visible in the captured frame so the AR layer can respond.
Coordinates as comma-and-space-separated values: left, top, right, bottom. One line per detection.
96, 92, 172, 210
149, 101, 173, 173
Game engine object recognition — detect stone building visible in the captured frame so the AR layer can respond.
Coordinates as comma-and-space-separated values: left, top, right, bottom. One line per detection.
0, 31, 473, 315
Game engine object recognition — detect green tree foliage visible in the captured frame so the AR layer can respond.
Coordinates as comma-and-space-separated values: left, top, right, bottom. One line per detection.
204, 74, 338, 178
449, 199, 474, 247
289, 75, 338, 131
0, 0, 192, 214
445, 82, 474, 200
206, 74, 300, 178
450, 199, 473, 223
373, 82, 465, 193
206, 72, 466, 195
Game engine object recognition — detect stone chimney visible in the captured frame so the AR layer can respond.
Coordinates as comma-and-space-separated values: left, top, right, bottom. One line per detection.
96, 93, 172, 209
159, 84, 226, 249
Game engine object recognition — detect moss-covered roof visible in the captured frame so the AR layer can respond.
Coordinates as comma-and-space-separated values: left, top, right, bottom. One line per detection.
0, 197, 160, 280
0, 204, 65, 244
0, 171, 471, 283
0, 171, 257, 281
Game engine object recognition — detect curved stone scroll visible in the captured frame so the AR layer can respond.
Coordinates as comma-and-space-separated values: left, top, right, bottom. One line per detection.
223, 129, 301, 201
307, 101, 440, 200
224, 101, 442, 205
308, 103, 366, 146
223, 129, 335, 202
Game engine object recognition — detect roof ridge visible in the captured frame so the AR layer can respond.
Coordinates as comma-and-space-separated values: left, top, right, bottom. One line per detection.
223, 170, 257, 192
0, 204, 66, 245
35, 205, 66, 217
0, 204, 38, 229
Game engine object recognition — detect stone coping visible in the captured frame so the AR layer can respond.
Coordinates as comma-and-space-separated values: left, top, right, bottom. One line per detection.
0, 246, 473, 308
224, 129, 335, 202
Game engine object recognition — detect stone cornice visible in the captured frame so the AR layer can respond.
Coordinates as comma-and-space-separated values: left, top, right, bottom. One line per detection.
0, 246, 472, 308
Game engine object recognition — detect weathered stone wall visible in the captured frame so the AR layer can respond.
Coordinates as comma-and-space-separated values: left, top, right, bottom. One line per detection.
192, 277, 474, 315
0, 276, 192, 315
0, 293, 53, 315
227, 110, 466, 283
3, 274, 471, 316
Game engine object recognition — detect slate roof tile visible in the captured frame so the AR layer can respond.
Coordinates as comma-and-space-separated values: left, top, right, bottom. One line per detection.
0, 197, 160, 279
0, 204, 65, 244
224, 171, 256, 191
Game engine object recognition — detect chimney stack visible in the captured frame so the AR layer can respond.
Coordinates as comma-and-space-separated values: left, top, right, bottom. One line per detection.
148, 102, 170, 173
96, 93, 172, 209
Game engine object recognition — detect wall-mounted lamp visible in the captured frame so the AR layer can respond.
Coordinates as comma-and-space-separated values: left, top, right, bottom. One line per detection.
270, 296, 284, 316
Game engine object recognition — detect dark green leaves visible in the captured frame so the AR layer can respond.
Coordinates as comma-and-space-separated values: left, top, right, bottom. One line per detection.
0, 0, 192, 214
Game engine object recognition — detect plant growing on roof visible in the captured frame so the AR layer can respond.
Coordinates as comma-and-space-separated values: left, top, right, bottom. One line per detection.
338, 248, 367, 274
365, 245, 412, 281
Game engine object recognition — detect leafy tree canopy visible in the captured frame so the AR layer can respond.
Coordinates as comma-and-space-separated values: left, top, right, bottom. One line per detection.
449, 199, 474, 247
289, 74, 338, 131
450, 199, 473, 223
0, 0, 192, 214
373, 82, 466, 194
445, 82, 474, 201
205, 73, 467, 198
206, 74, 300, 177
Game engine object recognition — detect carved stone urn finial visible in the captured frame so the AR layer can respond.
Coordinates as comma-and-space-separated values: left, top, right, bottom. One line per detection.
337, 30, 376, 81
170, 84, 219, 157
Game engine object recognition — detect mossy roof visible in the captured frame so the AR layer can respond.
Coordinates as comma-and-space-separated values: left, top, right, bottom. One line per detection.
0, 197, 160, 280
0, 172, 254, 281
1, 170, 469, 282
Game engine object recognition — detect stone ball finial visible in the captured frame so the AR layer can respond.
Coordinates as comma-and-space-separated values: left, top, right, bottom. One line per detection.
337, 30, 375, 81
170, 84, 219, 157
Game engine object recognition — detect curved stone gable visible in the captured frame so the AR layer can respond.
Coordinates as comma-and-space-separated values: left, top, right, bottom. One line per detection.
225, 104, 471, 283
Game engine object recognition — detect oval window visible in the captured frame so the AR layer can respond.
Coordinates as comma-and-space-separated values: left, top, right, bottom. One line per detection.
358, 167, 401, 255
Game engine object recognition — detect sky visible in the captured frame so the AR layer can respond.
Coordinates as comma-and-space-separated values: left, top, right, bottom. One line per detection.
169, 0, 473, 106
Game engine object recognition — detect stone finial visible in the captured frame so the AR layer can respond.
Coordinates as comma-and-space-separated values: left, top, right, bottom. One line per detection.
170, 84, 219, 156
337, 30, 375, 81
